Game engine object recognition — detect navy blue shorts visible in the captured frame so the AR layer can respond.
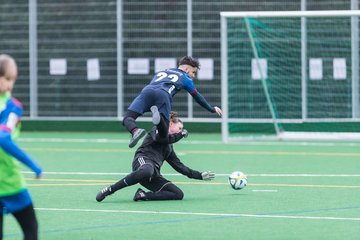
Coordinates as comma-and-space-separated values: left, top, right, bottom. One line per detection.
128, 87, 172, 121
0, 189, 32, 214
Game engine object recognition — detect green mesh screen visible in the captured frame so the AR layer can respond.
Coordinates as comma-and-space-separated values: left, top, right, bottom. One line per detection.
224, 15, 359, 138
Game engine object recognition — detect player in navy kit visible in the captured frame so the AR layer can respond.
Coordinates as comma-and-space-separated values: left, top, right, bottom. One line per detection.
96, 107, 215, 202
123, 56, 222, 148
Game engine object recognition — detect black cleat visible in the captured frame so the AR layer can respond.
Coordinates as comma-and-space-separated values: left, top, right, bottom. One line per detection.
133, 188, 146, 201
129, 128, 146, 148
150, 105, 160, 125
96, 186, 113, 202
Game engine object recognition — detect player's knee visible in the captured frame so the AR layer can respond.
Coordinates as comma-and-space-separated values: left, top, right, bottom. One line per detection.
163, 184, 184, 200
176, 191, 184, 200
138, 164, 154, 179
173, 188, 184, 200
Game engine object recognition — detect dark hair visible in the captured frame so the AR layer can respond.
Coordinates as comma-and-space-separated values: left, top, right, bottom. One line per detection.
170, 111, 183, 124
178, 56, 200, 69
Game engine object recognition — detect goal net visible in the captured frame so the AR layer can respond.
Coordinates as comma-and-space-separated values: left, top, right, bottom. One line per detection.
220, 10, 360, 142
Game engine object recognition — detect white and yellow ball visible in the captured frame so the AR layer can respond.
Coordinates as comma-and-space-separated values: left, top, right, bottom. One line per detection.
228, 171, 248, 190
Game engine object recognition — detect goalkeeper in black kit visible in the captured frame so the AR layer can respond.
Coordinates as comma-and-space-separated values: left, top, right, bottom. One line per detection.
96, 106, 215, 202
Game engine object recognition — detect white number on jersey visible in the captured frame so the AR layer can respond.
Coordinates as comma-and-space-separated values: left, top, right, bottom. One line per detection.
154, 72, 179, 82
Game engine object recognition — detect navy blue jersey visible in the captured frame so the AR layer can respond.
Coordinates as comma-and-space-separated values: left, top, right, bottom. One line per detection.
149, 68, 197, 97
128, 68, 215, 118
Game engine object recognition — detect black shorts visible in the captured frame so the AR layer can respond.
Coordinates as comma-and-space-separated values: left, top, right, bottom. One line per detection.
132, 156, 171, 192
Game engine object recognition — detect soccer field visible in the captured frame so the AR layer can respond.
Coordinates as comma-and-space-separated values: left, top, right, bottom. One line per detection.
3, 132, 360, 239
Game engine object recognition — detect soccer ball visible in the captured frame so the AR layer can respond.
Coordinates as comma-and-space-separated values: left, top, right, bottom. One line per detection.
228, 171, 248, 190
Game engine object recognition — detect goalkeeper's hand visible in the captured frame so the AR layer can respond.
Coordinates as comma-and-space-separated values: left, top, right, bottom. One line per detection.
181, 129, 188, 138
201, 171, 215, 181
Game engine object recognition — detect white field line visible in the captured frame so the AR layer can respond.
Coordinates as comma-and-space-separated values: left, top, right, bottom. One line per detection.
17, 141, 360, 157
19, 147, 360, 157
252, 190, 278, 192
17, 137, 360, 147
21, 171, 360, 177
34, 207, 360, 222
26, 181, 360, 189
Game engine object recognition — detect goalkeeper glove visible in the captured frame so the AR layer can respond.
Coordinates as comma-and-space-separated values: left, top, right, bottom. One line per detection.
181, 129, 188, 138
201, 171, 215, 181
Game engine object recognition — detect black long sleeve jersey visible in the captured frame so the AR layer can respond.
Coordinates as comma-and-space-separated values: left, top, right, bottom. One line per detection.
134, 127, 203, 180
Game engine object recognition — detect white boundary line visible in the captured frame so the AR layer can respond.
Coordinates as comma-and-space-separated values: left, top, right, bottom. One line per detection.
252, 190, 278, 192
35, 207, 360, 222
22, 171, 360, 177
17, 137, 360, 147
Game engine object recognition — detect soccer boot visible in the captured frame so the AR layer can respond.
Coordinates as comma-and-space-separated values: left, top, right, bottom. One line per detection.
129, 128, 146, 148
133, 188, 146, 201
96, 185, 113, 202
150, 105, 160, 125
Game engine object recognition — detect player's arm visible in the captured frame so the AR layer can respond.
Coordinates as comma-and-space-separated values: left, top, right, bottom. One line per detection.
166, 150, 215, 181
166, 149, 215, 181
191, 91, 222, 117
166, 150, 202, 180
0, 108, 42, 178
190, 90, 215, 112
165, 129, 188, 144
183, 78, 222, 116
152, 127, 188, 144
0, 130, 42, 177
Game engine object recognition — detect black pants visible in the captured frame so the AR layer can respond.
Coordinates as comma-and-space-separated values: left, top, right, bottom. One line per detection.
111, 158, 184, 201
132, 158, 184, 200
139, 177, 184, 200
0, 204, 38, 240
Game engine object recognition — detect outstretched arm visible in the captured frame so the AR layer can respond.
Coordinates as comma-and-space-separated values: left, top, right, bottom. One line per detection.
166, 149, 215, 181
190, 91, 222, 117
0, 130, 42, 178
183, 77, 222, 116
166, 150, 202, 179
154, 130, 188, 144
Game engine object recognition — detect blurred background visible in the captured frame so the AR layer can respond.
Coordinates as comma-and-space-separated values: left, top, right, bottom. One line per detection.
0, 0, 358, 132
